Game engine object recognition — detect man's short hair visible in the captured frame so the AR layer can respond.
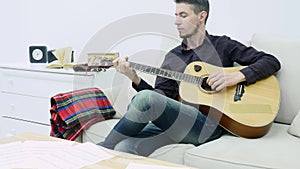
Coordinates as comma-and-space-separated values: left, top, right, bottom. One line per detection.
175, 0, 210, 23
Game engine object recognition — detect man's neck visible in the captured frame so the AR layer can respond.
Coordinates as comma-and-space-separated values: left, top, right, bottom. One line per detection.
186, 29, 206, 50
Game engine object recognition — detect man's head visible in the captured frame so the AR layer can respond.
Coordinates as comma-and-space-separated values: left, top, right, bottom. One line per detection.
175, 0, 209, 24
174, 0, 209, 39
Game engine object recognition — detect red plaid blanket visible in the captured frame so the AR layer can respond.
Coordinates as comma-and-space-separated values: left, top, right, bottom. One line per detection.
50, 88, 115, 141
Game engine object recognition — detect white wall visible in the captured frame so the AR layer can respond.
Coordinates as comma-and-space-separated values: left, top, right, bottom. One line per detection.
208, 0, 300, 40
0, 0, 299, 63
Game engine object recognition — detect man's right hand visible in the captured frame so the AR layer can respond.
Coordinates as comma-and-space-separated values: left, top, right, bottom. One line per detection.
113, 56, 141, 85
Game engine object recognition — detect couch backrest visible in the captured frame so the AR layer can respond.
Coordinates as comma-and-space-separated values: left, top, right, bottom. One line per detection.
251, 34, 300, 124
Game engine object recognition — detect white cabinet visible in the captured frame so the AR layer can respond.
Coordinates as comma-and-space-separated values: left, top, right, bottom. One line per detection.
0, 64, 95, 138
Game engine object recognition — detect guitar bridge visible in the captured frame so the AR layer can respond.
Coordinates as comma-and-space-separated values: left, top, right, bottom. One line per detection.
234, 83, 245, 102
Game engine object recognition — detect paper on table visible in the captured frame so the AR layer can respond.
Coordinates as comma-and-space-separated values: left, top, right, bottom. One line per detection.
126, 163, 190, 169
13, 157, 61, 169
36, 142, 118, 169
0, 142, 24, 169
0, 141, 116, 169
0, 141, 74, 169
73, 142, 118, 163
22, 140, 74, 156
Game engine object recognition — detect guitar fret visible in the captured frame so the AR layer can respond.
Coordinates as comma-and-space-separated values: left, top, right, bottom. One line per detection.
181, 74, 185, 82
154, 68, 160, 75
150, 67, 155, 74
186, 75, 191, 82
129, 61, 200, 85
177, 73, 182, 81
186, 76, 194, 83
170, 71, 175, 79
164, 71, 169, 78
187, 75, 192, 83
167, 71, 172, 78
196, 77, 200, 83
144, 65, 149, 72
187, 75, 191, 82
174, 72, 178, 80
159, 69, 164, 76
185, 75, 190, 83
186, 76, 191, 83
196, 77, 202, 85
181, 74, 185, 81
193, 76, 198, 84
172, 72, 177, 80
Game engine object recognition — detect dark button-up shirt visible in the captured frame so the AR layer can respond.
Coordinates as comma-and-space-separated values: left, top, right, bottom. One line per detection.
133, 33, 281, 100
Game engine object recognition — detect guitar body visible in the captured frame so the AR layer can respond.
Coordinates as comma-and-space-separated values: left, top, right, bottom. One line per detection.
179, 62, 280, 138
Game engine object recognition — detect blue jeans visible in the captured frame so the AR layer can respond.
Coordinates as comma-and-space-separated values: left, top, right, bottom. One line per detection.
98, 90, 224, 156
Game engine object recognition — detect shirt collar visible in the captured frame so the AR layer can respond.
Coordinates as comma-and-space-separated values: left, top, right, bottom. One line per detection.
180, 31, 209, 52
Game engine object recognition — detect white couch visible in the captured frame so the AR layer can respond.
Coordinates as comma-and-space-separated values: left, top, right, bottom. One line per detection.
81, 34, 300, 169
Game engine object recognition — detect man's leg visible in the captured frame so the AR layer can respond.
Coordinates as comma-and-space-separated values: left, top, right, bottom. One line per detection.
99, 90, 224, 152
114, 123, 176, 156
99, 90, 178, 149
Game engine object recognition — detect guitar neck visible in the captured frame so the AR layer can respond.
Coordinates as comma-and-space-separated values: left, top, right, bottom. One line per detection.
73, 61, 204, 86
129, 62, 203, 85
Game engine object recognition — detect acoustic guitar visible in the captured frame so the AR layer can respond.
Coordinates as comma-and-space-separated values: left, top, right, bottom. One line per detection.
73, 59, 280, 138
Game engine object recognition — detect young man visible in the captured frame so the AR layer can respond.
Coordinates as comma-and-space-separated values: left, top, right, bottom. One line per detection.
98, 0, 281, 156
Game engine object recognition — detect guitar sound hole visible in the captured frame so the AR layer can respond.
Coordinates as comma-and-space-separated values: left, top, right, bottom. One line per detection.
201, 77, 213, 92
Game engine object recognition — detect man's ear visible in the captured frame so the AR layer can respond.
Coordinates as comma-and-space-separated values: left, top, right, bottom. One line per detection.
198, 11, 207, 22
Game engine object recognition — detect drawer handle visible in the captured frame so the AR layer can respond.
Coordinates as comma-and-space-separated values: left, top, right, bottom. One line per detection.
10, 104, 15, 113
8, 79, 14, 86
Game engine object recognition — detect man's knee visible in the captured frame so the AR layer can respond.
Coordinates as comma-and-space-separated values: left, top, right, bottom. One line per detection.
133, 90, 154, 101
127, 90, 168, 122
114, 139, 139, 155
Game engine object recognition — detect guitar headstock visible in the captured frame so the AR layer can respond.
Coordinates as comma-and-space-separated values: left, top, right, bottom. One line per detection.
73, 63, 112, 72
89, 56, 114, 67
88, 53, 117, 67
73, 53, 118, 72
73, 53, 119, 72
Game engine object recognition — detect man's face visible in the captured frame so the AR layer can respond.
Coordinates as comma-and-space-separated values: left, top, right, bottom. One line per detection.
175, 3, 202, 38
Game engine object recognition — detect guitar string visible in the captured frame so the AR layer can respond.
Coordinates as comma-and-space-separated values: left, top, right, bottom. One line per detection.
129, 62, 204, 86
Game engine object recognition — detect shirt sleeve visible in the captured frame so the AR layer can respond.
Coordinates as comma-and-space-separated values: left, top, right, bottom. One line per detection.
223, 36, 281, 85
132, 78, 154, 91
132, 76, 178, 99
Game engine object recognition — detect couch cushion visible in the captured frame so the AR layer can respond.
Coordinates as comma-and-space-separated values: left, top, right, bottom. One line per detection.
82, 119, 119, 143
288, 109, 300, 137
149, 144, 195, 165
184, 123, 300, 169
251, 34, 300, 124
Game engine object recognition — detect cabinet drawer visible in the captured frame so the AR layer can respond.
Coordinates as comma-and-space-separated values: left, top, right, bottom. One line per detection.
2, 93, 50, 124
0, 116, 50, 138
1, 69, 94, 98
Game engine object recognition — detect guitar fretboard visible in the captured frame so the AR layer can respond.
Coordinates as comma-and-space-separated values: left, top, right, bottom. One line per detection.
129, 62, 204, 85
